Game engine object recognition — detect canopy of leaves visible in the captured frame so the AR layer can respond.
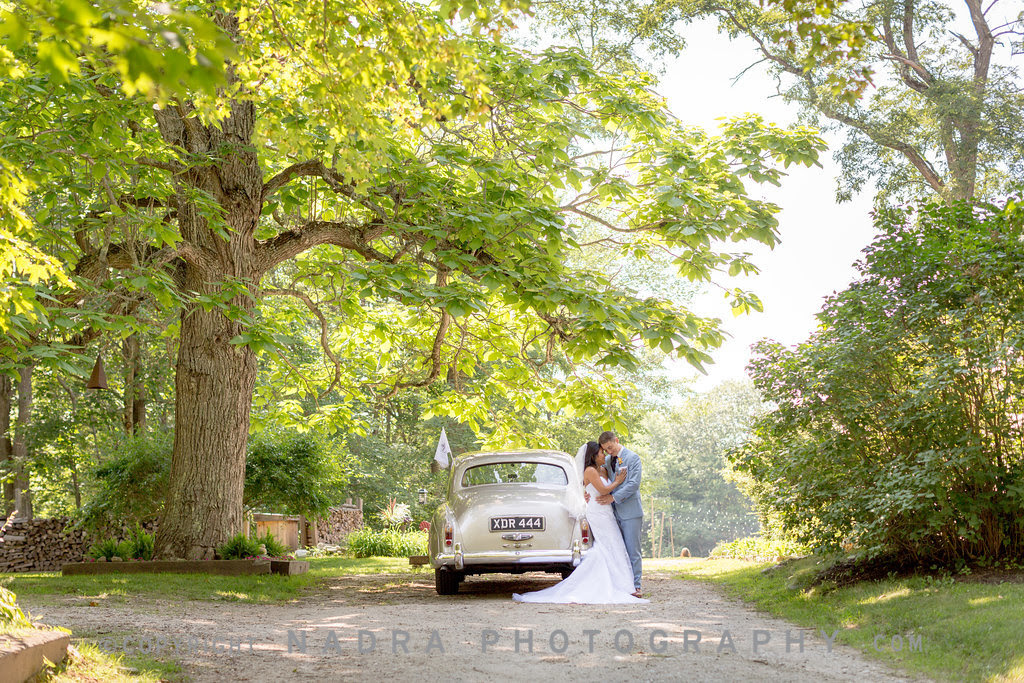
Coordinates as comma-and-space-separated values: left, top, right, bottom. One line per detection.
0, 0, 825, 442
0, 0, 234, 338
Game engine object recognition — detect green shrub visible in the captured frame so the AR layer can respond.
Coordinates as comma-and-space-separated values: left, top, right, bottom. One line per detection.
245, 429, 353, 518
77, 429, 354, 536
736, 201, 1024, 563
254, 531, 290, 558
126, 525, 155, 560
345, 528, 427, 558
0, 586, 30, 628
77, 433, 172, 533
88, 538, 132, 561
709, 535, 810, 562
217, 533, 262, 560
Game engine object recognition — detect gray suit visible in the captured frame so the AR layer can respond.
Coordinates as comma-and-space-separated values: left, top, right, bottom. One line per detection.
608, 447, 643, 591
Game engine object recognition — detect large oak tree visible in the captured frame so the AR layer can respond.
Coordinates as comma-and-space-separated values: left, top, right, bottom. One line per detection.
1, 0, 822, 558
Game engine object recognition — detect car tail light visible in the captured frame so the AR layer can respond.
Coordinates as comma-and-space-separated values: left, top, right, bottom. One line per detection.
444, 523, 453, 549
580, 519, 590, 546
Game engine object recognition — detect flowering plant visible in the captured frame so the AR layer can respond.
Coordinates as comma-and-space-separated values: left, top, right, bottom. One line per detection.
378, 498, 412, 529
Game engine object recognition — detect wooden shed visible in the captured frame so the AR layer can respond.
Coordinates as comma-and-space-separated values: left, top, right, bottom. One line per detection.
252, 513, 301, 550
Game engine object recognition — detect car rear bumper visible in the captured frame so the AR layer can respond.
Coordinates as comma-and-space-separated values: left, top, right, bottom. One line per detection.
432, 542, 582, 572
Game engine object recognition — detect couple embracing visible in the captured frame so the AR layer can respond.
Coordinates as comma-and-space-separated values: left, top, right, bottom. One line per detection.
514, 431, 648, 605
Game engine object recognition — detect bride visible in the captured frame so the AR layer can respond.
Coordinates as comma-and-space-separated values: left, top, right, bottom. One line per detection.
513, 442, 649, 604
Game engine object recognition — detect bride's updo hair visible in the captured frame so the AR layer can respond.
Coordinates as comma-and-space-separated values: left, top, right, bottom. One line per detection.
582, 441, 601, 470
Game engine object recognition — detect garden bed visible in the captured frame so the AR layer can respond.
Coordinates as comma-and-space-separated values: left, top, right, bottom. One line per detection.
269, 559, 309, 575
61, 558, 308, 576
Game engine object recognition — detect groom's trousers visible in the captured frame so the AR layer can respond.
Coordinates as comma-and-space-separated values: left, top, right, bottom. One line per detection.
617, 516, 643, 591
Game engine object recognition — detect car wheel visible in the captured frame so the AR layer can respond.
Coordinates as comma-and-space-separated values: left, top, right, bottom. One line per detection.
560, 568, 574, 580
435, 568, 461, 595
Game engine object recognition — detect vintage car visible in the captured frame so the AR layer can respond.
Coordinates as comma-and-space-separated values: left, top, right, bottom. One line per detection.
428, 449, 592, 595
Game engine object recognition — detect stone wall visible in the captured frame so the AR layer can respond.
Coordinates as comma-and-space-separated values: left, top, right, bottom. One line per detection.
315, 504, 364, 544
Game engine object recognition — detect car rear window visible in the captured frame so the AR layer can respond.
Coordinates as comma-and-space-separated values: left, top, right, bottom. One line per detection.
461, 462, 568, 486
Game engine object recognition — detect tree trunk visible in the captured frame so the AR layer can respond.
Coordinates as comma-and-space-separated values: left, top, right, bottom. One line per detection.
151, 70, 263, 558
13, 366, 33, 520
71, 460, 82, 510
122, 333, 146, 435
0, 375, 13, 514
155, 304, 257, 559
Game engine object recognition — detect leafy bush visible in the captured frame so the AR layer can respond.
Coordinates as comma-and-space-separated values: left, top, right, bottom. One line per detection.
735, 200, 1024, 564
76, 433, 172, 532
709, 536, 810, 562
245, 429, 353, 518
254, 530, 289, 558
345, 528, 427, 558
86, 527, 155, 561
88, 538, 132, 561
0, 586, 30, 628
126, 525, 155, 560
217, 533, 262, 560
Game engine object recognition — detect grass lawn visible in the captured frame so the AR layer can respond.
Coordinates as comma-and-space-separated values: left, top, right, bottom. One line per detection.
1, 556, 427, 605
676, 556, 1024, 683
36, 643, 186, 682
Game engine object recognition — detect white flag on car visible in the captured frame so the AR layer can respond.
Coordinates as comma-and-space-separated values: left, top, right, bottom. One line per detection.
434, 427, 452, 469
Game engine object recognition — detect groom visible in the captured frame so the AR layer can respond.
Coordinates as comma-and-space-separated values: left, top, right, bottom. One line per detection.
596, 431, 643, 597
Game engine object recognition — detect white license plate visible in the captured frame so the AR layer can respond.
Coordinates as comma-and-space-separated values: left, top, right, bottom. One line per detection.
490, 516, 544, 531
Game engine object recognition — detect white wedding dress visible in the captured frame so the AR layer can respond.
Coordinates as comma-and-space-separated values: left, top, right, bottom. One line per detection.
513, 475, 648, 604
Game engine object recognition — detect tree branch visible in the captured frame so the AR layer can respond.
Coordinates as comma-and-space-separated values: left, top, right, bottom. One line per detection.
135, 157, 184, 173
262, 288, 343, 397
881, 10, 932, 92
261, 159, 388, 219
255, 219, 392, 274
171, 242, 220, 273
951, 30, 979, 56
383, 268, 452, 399
965, 0, 994, 89
902, 0, 920, 63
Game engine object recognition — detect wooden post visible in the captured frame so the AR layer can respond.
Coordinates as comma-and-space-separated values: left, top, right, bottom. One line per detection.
669, 514, 675, 557
657, 511, 665, 559
649, 496, 655, 557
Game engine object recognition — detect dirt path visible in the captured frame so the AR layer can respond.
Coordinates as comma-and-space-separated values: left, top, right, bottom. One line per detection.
23, 568, 925, 682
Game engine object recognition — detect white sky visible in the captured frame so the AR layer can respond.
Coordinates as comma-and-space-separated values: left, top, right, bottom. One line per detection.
656, 20, 878, 390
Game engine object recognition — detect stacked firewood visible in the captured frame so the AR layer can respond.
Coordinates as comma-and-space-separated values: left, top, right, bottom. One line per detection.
315, 506, 364, 544
0, 517, 90, 572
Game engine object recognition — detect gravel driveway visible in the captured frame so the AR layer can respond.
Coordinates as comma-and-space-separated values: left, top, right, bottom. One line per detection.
22, 566, 925, 682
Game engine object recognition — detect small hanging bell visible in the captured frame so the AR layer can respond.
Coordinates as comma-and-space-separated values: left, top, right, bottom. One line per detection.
86, 352, 108, 390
